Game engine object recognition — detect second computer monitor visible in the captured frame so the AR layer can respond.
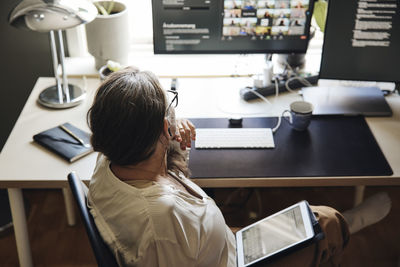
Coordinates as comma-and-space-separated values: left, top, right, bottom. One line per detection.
319, 0, 400, 84
152, 0, 315, 54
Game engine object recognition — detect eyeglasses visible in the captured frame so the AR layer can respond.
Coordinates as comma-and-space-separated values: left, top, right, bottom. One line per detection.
166, 90, 178, 113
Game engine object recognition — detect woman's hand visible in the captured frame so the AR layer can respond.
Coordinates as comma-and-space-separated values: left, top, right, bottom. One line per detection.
174, 118, 196, 150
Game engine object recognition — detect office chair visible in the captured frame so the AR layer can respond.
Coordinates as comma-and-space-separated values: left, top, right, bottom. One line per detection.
67, 172, 119, 267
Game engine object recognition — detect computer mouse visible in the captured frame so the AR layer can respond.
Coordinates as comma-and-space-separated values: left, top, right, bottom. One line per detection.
229, 117, 243, 127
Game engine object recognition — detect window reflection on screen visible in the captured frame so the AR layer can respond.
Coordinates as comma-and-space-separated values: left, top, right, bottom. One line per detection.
242, 206, 306, 265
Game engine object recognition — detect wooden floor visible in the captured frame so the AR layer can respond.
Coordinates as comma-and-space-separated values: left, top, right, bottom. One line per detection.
0, 186, 399, 267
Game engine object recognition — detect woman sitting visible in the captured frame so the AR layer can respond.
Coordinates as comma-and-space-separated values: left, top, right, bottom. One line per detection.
87, 67, 390, 267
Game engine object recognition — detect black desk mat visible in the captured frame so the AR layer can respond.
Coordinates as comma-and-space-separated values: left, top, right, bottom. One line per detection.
188, 116, 393, 178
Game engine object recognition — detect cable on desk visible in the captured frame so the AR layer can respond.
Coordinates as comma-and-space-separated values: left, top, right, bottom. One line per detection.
242, 87, 272, 105
274, 77, 280, 101
272, 116, 282, 133
285, 76, 313, 92
242, 79, 283, 133
243, 57, 316, 133
231, 57, 314, 131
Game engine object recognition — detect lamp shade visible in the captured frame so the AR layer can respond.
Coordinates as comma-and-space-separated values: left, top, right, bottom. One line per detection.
9, 0, 97, 32
8, 0, 98, 109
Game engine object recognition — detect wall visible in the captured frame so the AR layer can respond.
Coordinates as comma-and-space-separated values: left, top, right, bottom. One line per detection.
0, 0, 52, 152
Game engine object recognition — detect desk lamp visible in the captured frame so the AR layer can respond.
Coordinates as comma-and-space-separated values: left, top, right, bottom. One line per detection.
9, 0, 97, 109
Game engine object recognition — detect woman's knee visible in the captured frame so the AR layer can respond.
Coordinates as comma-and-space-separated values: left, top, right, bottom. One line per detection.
312, 205, 350, 245
311, 205, 350, 265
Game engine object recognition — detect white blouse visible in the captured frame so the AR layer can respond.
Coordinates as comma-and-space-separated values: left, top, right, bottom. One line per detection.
88, 155, 237, 267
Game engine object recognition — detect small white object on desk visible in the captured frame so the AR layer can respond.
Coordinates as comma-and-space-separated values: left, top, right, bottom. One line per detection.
263, 61, 274, 87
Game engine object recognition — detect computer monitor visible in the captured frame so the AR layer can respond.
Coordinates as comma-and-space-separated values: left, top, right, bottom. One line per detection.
319, 0, 400, 85
152, 0, 316, 54
302, 0, 397, 117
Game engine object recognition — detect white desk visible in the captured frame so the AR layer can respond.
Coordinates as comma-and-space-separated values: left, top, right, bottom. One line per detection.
0, 77, 100, 267
1, 77, 400, 267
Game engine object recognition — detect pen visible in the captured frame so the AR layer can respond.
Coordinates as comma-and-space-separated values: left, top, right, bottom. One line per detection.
59, 125, 90, 147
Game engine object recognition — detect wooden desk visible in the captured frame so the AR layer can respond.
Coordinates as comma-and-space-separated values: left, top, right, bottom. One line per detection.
0, 77, 399, 267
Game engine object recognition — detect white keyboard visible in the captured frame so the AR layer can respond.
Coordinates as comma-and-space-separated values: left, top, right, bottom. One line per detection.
195, 128, 275, 149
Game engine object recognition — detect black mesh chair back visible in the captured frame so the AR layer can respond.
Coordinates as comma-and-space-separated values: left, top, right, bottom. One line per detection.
68, 172, 119, 267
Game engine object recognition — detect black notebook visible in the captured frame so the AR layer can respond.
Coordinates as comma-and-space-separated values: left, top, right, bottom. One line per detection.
33, 123, 93, 162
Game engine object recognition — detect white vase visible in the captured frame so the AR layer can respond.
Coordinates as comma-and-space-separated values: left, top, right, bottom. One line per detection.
85, 1, 130, 70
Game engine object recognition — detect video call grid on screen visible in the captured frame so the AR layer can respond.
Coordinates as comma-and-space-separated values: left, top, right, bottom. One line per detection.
152, 0, 315, 54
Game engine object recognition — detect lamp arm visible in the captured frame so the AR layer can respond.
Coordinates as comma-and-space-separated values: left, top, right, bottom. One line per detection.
57, 30, 70, 102
49, 30, 63, 104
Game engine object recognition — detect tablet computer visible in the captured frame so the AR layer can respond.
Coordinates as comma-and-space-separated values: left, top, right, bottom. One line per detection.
236, 201, 316, 267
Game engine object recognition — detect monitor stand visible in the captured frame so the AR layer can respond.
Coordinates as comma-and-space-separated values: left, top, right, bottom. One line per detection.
301, 86, 393, 117
277, 53, 306, 70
